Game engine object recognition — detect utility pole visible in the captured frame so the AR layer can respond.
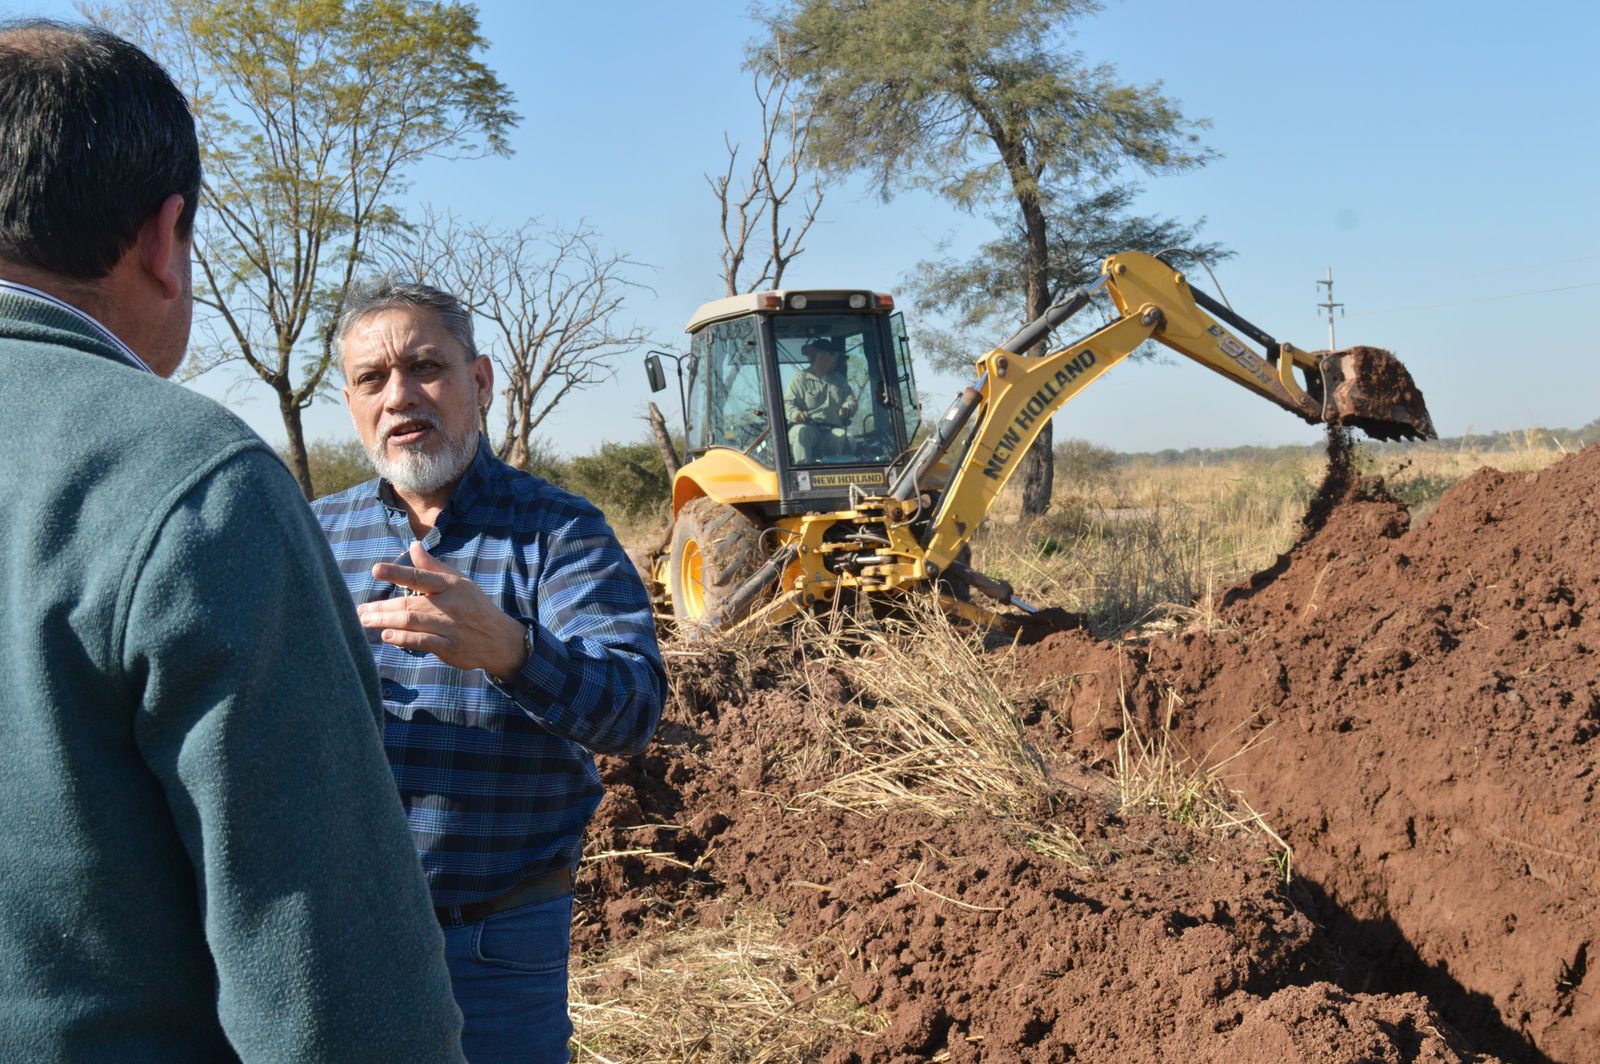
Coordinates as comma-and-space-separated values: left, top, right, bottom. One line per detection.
1316, 267, 1344, 351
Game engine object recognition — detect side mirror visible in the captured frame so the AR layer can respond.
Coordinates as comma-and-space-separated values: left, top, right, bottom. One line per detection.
644, 353, 667, 393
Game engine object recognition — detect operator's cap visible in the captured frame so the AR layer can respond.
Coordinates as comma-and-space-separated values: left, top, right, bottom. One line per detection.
804, 336, 844, 357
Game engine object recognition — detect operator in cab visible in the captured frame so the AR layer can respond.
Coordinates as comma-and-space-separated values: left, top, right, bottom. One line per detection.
785, 336, 858, 463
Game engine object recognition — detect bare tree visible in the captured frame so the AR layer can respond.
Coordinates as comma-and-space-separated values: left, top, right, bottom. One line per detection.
646, 402, 681, 476
385, 212, 650, 470
709, 68, 825, 296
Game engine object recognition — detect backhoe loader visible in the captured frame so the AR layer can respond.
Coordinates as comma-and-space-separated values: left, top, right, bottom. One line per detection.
643, 250, 1434, 633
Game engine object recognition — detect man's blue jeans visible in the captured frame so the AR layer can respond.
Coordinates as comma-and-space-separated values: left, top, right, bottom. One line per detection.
441, 893, 573, 1063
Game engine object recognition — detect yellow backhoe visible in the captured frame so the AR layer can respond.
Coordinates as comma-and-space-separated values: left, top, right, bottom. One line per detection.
644, 250, 1434, 633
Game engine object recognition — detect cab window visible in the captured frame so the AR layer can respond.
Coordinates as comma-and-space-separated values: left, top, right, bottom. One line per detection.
696, 315, 772, 463
773, 313, 899, 468
889, 311, 921, 440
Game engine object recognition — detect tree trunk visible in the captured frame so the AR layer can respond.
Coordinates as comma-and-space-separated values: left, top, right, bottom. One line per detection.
498, 380, 534, 470
278, 388, 315, 499
505, 435, 528, 471
1020, 419, 1054, 516
1017, 190, 1054, 517
648, 401, 681, 476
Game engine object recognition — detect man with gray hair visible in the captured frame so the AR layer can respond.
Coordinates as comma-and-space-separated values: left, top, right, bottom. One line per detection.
315, 277, 665, 1063
0, 21, 464, 1062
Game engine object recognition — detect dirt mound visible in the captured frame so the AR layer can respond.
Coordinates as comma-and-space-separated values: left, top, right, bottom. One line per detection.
716, 802, 1310, 1064
1033, 445, 1600, 1062
579, 643, 1498, 1061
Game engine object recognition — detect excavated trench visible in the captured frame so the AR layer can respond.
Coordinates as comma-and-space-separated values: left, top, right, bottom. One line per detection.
1021, 439, 1599, 1062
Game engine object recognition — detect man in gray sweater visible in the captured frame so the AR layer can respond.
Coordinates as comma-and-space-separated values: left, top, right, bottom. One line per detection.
0, 21, 465, 1062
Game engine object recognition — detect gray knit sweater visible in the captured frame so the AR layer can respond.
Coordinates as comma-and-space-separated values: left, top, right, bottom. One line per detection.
0, 293, 465, 1062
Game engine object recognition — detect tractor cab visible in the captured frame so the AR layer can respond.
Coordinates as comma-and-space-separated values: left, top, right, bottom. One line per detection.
647, 289, 922, 517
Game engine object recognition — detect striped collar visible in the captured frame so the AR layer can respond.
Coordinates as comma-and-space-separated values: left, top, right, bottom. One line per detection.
0, 278, 153, 374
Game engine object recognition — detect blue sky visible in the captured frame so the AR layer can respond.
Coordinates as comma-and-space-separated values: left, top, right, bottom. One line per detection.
14, 0, 1600, 454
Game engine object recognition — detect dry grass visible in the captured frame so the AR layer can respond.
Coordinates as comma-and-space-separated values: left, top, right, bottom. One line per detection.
971, 458, 1312, 635
971, 437, 1572, 635
570, 908, 882, 1063
1112, 683, 1292, 881
791, 599, 1090, 868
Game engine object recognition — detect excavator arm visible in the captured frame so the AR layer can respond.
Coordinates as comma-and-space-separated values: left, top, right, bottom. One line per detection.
894, 250, 1435, 577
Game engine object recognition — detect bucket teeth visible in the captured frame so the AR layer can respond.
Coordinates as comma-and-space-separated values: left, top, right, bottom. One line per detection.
1318, 347, 1437, 441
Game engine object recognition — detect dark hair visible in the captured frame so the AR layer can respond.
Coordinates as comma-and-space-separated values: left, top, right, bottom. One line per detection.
335, 277, 479, 367
0, 20, 201, 280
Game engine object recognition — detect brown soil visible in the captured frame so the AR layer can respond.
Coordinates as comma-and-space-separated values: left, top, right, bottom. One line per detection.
581, 648, 1492, 1062
577, 443, 1597, 1062
1337, 345, 1429, 405
1033, 445, 1600, 1063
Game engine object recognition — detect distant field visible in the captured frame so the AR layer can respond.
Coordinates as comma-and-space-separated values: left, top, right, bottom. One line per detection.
971, 429, 1585, 635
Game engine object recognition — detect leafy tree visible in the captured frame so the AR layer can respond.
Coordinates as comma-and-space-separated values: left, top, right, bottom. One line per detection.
98, 0, 517, 497
1052, 435, 1119, 490
298, 438, 373, 499
906, 186, 1227, 374
758, 0, 1214, 515
563, 441, 673, 521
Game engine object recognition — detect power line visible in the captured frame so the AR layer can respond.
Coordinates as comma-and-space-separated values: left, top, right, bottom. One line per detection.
1363, 280, 1600, 317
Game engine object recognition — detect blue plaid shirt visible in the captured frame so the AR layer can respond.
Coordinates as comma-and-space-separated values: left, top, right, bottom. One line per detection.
313, 438, 665, 906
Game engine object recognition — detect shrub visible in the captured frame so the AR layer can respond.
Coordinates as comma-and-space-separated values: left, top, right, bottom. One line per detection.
563, 441, 672, 521
518, 435, 570, 486
301, 439, 373, 499
1053, 437, 1120, 489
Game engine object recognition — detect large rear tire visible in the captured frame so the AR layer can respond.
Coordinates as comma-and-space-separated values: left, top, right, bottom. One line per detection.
668, 496, 765, 633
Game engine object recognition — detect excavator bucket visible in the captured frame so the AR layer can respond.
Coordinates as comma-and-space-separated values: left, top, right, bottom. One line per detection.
1317, 346, 1436, 441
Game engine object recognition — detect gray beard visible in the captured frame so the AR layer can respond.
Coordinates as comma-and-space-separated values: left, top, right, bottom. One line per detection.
366, 418, 480, 495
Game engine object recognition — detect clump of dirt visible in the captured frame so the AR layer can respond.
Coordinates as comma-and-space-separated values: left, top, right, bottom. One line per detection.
1323, 345, 1436, 440
1336, 345, 1429, 406
1197, 984, 1494, 1064
1034, 445, 1600, 1062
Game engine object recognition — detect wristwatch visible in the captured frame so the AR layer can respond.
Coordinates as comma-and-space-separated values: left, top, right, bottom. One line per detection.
519, 621, 536, 670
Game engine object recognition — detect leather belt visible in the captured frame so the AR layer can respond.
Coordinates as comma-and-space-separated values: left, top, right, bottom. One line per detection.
436, 865, 575, 926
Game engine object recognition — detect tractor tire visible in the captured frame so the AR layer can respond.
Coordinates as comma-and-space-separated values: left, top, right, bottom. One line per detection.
668, 496, 766, 633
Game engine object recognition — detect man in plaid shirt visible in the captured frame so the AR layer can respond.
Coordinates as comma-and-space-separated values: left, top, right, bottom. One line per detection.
314, 278, 665, 1063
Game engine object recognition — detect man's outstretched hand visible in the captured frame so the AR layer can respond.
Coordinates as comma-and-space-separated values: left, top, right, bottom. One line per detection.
358, 541, 529, 681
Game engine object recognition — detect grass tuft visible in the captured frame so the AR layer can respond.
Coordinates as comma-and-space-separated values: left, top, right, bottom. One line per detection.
1113, 685, 1292, 881
792, 598, 1091, 869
